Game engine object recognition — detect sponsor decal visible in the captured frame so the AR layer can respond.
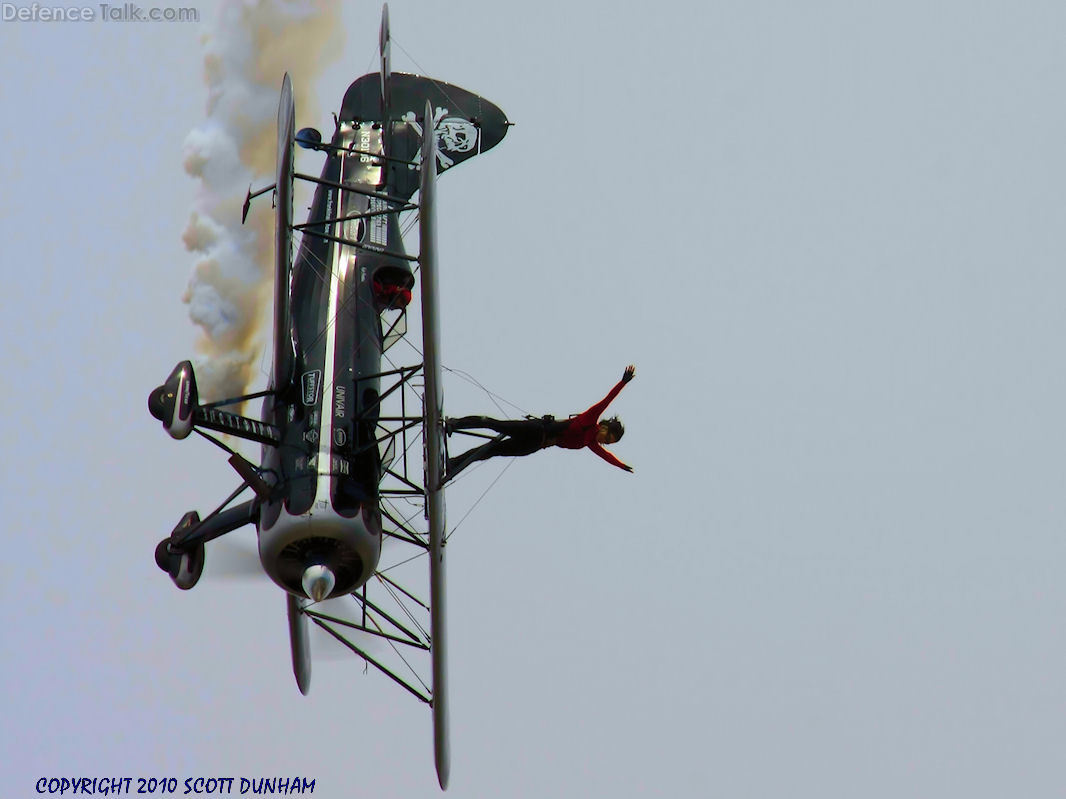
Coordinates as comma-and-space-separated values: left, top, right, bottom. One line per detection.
359, 127, 373, 162
334, 384, 347, 418
370, 197, 387, 245
302, 370, 322, 406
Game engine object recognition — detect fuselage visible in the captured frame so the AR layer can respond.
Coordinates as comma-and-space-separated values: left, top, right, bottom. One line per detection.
250, 71, 509, 600
257, 109, 412, 600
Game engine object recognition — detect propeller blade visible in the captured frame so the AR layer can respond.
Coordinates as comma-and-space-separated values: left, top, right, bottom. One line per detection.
205, 536, 263, 579
304, 596, 387, 661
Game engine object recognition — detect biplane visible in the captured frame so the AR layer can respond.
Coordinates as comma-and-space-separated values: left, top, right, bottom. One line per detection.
148, 5, 508, 788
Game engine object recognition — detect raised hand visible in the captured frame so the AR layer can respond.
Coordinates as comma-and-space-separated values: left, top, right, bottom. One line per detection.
623, 364, 636, 383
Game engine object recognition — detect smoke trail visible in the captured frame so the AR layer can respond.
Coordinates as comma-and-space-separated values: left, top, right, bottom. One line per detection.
182, 0, 343, 401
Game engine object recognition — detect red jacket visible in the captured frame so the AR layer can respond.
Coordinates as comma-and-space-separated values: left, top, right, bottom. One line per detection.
555, 378, 629, 470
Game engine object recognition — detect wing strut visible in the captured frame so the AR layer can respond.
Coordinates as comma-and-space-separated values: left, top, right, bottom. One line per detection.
419, 99, 450, 791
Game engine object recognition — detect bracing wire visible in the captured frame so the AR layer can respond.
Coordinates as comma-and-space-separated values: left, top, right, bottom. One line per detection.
445, 457, 515, 541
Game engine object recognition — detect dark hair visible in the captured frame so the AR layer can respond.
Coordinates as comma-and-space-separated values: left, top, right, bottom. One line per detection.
602, 416, 624, 442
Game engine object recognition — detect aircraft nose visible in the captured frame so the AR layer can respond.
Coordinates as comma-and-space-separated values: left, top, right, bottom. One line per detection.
301, 564, 336, 602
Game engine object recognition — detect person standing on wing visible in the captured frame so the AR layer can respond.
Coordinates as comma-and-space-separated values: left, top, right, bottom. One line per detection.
445, 365, 635, 480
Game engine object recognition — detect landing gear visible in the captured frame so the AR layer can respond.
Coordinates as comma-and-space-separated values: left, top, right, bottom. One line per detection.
155, 511, 205, 590
153, 501, 260, 591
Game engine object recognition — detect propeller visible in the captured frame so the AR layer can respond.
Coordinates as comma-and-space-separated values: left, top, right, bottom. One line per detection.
204, 535, 263, 580
302, 595, 390, 662
201, 534, 391, 661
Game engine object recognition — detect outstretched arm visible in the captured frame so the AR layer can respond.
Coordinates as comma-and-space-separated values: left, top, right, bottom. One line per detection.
588, 442, 633, 472
576, 365, 636, 424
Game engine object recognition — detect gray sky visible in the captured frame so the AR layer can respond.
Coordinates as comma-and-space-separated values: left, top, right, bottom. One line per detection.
4, 1, 1066, 796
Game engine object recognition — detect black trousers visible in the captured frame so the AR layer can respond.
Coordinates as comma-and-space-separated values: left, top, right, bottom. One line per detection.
446, 416, 570, 477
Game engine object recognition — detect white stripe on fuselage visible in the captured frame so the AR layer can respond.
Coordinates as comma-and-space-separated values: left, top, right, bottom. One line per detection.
314, 155, 349, 510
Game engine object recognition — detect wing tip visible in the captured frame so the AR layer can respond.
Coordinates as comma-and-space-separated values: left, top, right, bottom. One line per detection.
436, 758, 450, 790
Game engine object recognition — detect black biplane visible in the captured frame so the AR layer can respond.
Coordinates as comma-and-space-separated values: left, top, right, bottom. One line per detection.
149, 5, 508, 788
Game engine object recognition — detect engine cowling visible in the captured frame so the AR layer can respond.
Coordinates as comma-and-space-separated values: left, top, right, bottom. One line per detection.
258, 504, 382, 600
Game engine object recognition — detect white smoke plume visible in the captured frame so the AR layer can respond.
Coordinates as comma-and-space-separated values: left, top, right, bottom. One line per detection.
182, 0, 343, 401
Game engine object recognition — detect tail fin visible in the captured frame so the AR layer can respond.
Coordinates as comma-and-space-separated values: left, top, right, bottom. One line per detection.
341, 72, 509, 199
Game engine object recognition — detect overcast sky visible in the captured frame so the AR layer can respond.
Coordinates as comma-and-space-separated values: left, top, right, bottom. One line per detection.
4, 1, 1066, 797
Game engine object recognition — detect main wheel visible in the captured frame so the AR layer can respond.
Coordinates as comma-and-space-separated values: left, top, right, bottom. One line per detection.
154, 511, 206, 590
